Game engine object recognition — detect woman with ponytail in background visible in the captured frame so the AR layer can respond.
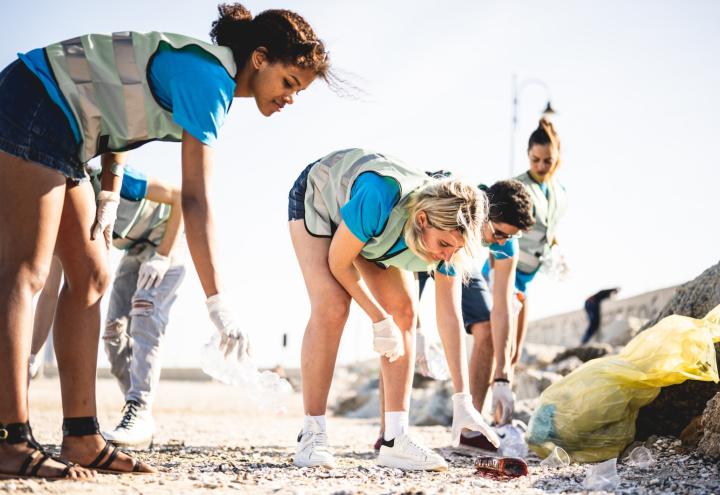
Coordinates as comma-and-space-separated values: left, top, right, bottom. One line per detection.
484, 118, 567, 382
0, 4, 329, 479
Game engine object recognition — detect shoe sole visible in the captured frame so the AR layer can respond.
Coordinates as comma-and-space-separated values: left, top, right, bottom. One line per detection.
292, 458, 335, 469
106, 438, 154, 451
377, 455, 448, 472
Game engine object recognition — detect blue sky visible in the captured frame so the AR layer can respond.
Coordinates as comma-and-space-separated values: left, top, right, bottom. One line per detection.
5, 1, 720, 367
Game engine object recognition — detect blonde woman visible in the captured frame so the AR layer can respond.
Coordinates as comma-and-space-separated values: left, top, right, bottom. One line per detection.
288, 149, 499, 471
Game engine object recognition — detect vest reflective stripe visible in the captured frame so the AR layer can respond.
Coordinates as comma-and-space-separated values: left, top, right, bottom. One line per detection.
303, 148, 436, 271
514, 172, 567, 273
46, 32, 236, 162
112, 197, 171, 251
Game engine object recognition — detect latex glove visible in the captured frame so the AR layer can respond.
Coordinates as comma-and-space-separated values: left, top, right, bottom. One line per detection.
451, 392, 500, 448
491, 380, 515, 426
372, 316, 405, 362
91, 191, 120, 249
137, 253, 172, 290
206, 294, 250, 361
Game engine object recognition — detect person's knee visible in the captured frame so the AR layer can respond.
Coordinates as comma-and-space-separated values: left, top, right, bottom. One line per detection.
311, 295, 351, 328
67, 262, 111, 304
2, 260, 53, 295
104, 317, 128, 340
471, 322, 493, 349
384, 297, 417, 331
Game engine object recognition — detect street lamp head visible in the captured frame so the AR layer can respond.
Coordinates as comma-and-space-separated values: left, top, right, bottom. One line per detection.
542, 101, 556, 119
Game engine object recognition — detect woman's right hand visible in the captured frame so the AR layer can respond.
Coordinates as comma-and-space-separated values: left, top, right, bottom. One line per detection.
372, 316, 405, 362
206, 293, 251, 361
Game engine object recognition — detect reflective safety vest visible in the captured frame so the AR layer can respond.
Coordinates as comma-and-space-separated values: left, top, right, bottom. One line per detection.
514, 171, 567, 273
45, 32, 237, 163
112, 197, 170, 251
303, 148, 437, 272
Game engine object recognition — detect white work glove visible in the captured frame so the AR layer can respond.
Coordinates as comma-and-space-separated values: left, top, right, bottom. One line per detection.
372, 316, 405, 362
451, 392, 500, 448
206, 294, 250, 361
91, 190, 120, 249
491, 380, 515, 426
137, 253, 172, 290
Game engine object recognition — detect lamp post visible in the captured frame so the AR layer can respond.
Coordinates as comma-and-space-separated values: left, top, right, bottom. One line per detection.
509, 74, 556, 177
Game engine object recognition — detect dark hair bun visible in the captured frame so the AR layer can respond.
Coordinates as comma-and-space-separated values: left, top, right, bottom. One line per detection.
210, 3, 253, 46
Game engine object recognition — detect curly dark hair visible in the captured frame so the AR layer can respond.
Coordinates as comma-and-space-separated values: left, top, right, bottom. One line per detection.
484, 179, 535, 231
209, 3, 329, 79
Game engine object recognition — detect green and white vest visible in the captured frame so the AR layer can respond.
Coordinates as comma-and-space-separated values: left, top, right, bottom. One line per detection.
303, 148, 437, 272
45, 32, 237, 163
515, 171, 567, 273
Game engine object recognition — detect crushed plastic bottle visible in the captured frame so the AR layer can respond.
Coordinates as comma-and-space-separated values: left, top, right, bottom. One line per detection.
625, 446, 655, 468
496, 422, 529, 458
415, 331, 450, 381
475, 456, 529, 478
539, 245, 569, 281
539, 446, 570, 468
583, 458, 620, 491
201, 334, 293, 414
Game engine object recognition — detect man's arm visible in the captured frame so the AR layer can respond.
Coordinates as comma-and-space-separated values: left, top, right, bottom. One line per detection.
491, 253, 518, 381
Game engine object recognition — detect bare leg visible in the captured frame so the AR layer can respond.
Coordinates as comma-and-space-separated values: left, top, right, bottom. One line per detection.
289, 221, 351, 416
468, 322, 494, 413
30, 256, 63, 355
354, 259, 416, 414
0, 153, 91, 479
53, 180, 153, 473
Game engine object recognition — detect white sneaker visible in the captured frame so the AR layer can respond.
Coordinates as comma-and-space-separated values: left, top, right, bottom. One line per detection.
102, 400, 155, 450
293, 419, 335, 468
377, 433, 448, 471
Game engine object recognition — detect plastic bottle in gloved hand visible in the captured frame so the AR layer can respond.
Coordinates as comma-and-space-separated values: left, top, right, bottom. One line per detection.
206, 293, 251, 361
492, 379, 515, 425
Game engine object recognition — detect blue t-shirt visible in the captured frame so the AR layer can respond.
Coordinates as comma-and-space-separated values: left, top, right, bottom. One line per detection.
339, 172, 454, 276
120, 166, 148, 201
481, 238, 536, 293
18, 42, 235, 147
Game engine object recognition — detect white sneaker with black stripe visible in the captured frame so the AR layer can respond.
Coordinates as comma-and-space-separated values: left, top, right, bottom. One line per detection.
377, 433, 448, 471
293, 418, 335, 468
102, 400, 155, 450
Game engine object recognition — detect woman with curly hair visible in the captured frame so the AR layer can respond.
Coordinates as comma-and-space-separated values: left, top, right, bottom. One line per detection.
288, 149, 500, 471
0, 3, 329, 479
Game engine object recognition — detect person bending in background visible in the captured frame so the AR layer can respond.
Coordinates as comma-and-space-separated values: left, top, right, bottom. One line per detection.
30, 163, 186, 451
580, 288, 620, 344
483, 118, 567, 383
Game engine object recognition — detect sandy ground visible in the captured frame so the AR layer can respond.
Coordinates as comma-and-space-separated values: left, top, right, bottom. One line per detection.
2, 377, 719, 494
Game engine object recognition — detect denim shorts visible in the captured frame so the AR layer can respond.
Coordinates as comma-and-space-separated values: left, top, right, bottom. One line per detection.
418, 271, 492, 334
0, 59, 86, 181
288, 160, 320, 221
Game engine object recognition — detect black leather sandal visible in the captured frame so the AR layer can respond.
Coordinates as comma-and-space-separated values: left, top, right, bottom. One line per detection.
62, 417, 149, 475
0, 422, 73, 480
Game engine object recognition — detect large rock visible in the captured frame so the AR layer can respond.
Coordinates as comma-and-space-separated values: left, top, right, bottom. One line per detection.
514, 369, 563, 401
635, 261, 720, 440
698, 393, 720, 458
552, 342, 615, 363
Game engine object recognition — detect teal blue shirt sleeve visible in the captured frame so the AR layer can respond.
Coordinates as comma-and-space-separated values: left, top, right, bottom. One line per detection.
120, 167, 148, 201
488, 238, 518, 260
436, 261, 456, 276
148, 45, 235, 146
340, 172, 401, 242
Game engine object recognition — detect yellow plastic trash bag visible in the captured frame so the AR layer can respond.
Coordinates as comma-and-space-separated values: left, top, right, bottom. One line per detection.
527, 305, 720, 463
